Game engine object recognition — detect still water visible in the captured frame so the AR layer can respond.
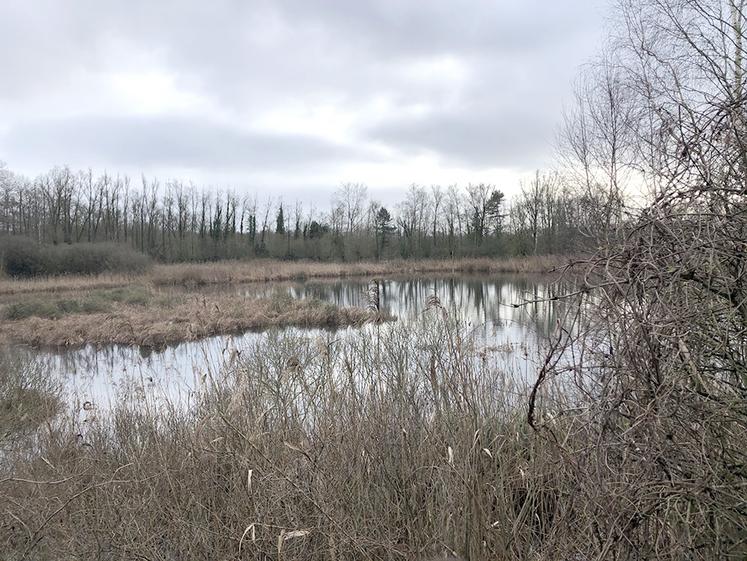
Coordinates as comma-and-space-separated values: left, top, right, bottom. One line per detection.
26, 274, 563, 420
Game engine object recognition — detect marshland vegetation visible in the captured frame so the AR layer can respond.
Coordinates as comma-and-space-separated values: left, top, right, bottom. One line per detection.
0, 255, 564, 348
0, 317, 567, 560
0, 254, 568, 296
0, 288, 380, 349
2, 0, 747, 559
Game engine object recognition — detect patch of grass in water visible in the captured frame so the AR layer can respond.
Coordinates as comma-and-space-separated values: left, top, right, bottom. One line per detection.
2, 298, 107, 320
97, 286, 151, 306
1, 286, 152, 320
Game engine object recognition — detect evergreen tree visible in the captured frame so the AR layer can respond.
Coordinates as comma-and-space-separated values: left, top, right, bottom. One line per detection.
373, 206, 395, 259
275, 204, 285, 234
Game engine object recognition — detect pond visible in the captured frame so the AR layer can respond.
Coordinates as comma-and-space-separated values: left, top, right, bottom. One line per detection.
20, 274, 565, 423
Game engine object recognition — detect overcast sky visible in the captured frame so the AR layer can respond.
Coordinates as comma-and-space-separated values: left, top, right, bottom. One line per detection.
0, 0, 608, 202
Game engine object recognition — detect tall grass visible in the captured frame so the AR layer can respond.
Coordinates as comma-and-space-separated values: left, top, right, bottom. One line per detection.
0, 314, 572, 560
150, 255, 571, 288
3, 291, 734, 560
0, 254, 573, 296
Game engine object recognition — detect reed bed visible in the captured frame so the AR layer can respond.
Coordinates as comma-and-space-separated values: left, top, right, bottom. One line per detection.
1, 304, 744, 560
1, 315, 572, 561
0, 290, 382, 349
149, 255, 569, 288
0, 255, 571, 296
0, 254, 567, 348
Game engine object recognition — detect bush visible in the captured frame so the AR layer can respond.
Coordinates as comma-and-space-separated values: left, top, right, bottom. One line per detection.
0, 347, 61, 446
0, 237, 47, 277
0, 237, 152, 277
61, 243, 151, 276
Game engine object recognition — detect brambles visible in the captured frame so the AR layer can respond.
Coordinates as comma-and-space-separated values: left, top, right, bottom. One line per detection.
536, 0, 747, 557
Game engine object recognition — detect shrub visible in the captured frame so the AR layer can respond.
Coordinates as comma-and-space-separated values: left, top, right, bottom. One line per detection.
61, 243, 151, 276
0, 237, 47, 277
0, 347, 61, 446
0, 237, 152, 277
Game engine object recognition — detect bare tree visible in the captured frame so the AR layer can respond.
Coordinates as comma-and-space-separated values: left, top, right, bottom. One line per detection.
333, 182, 368, 234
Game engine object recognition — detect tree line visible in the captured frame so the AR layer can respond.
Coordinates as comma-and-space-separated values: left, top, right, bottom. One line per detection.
0, 163, 620, 262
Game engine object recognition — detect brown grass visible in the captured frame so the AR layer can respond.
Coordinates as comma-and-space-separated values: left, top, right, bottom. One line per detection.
0, 291, 385, 349
1, 282, 742, 560
0, 272, 137, 296
0, 255, 573, 296
0, 255, 570, 348
0, 316, 569, 561
150, 255, 571, 287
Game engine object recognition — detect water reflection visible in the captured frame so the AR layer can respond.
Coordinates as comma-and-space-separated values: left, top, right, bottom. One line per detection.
245, 274, 563, 339
22, 275, 567, 425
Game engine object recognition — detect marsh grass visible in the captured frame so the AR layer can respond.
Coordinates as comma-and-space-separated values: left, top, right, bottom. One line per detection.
1, 287, 152, 320
2, 298, 107, 320
1, 299, 741, 560
0, 255, 572, 296
0, 350, 61, 450
0, 314, 569, 561
0, 289, 385, 349
152, 255, 570, 288
0, 255, 567, 348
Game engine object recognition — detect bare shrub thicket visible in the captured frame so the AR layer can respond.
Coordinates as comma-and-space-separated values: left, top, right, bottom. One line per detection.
0, 350, 60, 453
526, 0, 747, 558
0, 237, 152, 278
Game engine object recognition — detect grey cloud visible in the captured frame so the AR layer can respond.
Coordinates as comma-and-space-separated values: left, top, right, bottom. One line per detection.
1, 115, 369, 171
368, 108, 552, 169
0, 0, 607, 104
0, 0, 610, 185
274, 0, 602, 57
365, 55, 570, 169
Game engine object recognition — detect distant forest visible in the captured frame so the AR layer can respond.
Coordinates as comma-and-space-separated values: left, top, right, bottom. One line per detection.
0, 163, 623, 262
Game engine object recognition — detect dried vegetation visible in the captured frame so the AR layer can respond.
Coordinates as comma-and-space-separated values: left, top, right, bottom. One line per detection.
0, 255, 569, 296
0, 290, 381, 349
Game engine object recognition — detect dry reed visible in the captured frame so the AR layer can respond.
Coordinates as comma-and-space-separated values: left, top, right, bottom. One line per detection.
1, 296, 742, 560
0, 255, 572, 296
1, 315, 568, 561
0, 291, 383, 349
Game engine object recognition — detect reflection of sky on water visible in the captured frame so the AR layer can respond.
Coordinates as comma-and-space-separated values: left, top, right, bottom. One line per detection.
250, 275, 563, 338
24, 275, 565, 429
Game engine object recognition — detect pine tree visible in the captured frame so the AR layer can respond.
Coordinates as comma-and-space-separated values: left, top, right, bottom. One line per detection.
373, 206, 395, 259
275, 204, 285, 234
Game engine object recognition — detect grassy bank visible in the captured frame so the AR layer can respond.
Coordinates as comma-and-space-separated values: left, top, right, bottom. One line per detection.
0, 289, 382, 349
0, 255, 572, 296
